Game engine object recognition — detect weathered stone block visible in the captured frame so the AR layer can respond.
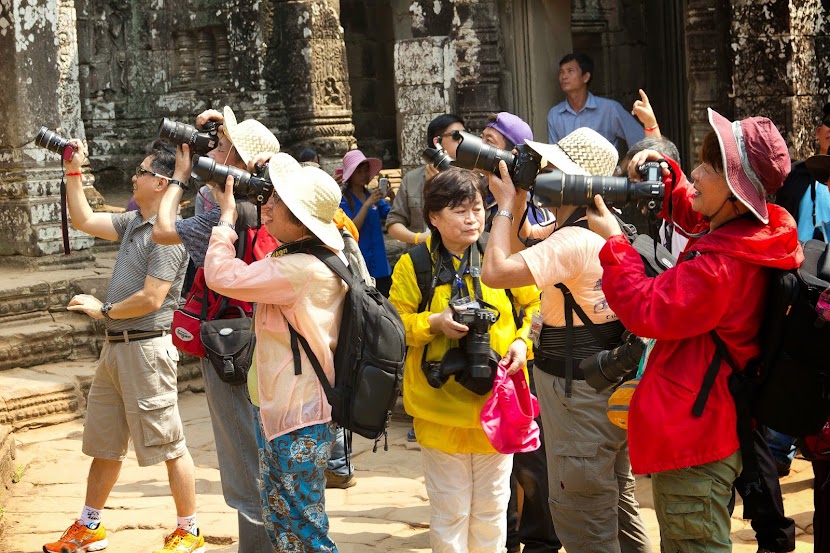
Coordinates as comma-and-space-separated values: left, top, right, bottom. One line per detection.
730, 0, 790, 38
399, 111, 445, 169
396, 84, 448, 115
730, 36, 791, 98
0, 368, 81, 431
394, 38, 449, 87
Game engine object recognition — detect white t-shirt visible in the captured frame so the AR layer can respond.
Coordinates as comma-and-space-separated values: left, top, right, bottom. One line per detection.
519, 225, 618, 327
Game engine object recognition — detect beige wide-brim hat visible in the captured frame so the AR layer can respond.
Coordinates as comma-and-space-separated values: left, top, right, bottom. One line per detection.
223, 106, 281, 165
526, 127, 619, 176
275, 165, 344, 251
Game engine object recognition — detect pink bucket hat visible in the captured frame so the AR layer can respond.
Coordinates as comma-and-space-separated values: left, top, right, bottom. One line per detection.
707, 108, 791, 224
341, 149, 382, 184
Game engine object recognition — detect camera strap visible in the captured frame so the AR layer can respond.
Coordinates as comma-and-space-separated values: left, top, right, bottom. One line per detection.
60, 160, 70, 255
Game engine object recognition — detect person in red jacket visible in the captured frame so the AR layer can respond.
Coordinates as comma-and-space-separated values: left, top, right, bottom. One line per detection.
587, 108, 803, 550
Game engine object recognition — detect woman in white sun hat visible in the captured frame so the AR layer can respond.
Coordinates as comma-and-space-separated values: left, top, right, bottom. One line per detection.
204, 158, 347, 552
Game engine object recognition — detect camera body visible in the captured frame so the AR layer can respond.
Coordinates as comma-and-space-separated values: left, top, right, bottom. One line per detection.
158, 118, 220, 155
453, 307, 498, 379
580, 331, 647, 393
35, 127, 76, 161
190, 155, 274, 204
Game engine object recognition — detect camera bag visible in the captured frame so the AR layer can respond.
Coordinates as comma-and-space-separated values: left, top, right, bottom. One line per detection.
171, 220, 253, 359
201, 305, 256, 385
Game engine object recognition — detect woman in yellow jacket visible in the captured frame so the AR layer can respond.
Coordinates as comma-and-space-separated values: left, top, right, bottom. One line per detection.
389, 168, 541, 553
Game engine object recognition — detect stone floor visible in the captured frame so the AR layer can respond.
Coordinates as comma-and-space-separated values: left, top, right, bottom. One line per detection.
0, 389, 817, 552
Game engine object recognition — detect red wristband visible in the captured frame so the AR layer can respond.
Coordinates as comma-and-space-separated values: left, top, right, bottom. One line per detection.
65, 171, 82, 177
644, 124, 659, 132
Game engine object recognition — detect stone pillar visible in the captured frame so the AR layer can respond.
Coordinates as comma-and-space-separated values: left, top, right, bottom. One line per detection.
267, 0, 355, 172
0, 0, 96, 260
684, 0, 732, 159
730, 0, 830, 160
450, 0, 503, 133
394, 37, 453, 174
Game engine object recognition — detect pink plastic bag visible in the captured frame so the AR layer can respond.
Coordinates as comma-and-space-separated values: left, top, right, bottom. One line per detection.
480, 361, 541, 454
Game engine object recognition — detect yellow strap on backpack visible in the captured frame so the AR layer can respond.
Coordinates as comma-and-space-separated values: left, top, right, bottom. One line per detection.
606, 378, 640, 430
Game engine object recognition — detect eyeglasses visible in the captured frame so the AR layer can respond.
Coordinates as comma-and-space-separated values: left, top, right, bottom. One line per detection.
135, 166, 166, 179
438, 130, 463, 141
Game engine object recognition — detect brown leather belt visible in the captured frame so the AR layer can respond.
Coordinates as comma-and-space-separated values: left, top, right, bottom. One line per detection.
105, 329, 167, 343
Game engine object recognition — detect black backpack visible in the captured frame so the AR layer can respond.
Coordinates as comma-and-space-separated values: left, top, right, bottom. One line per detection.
286, 244, 406, 444
748, 238, 830, 435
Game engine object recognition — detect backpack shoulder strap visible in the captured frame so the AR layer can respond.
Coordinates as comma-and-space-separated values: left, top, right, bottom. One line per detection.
410, 242, 433, 313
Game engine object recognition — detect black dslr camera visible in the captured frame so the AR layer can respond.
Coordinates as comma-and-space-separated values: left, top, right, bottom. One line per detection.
580, 331, 647, 393
158, 118, 221, 155
447, 130, 664, 209
453, 307, 499, 379
422, 305, 500, 391
35, 127, 76, 161
190, 155, 273, 204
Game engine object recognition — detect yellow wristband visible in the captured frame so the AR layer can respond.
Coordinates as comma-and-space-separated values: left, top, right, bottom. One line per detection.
414, 233, 421, 245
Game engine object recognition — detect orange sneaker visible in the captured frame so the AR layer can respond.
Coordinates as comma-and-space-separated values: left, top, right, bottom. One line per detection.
152, 527, 205, 553
43, 520, 108, 553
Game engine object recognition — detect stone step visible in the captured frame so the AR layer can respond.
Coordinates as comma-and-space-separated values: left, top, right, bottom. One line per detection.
0, 357, 203, 433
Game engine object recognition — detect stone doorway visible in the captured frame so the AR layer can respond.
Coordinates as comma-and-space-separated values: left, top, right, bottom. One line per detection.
340, 0, 399, 167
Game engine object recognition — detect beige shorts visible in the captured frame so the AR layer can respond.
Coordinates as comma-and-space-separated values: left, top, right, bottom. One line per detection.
82, 334, 187, 467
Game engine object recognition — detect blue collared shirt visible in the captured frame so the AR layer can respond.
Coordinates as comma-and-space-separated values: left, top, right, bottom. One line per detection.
547, 92, 645, 149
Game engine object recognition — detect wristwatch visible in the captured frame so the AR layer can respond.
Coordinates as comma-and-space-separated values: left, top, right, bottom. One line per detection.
216, 221, 234, 229
494, 209, 514, 223
101, 302, 113, 320
168, 179, 189, 192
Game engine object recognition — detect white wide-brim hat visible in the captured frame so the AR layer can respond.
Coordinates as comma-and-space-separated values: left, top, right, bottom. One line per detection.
273, 165, 344, 251
223, 106, 281, 165
526, 127, 619, 177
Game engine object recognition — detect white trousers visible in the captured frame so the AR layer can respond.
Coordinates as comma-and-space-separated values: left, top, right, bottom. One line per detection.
421, 446, 513, 553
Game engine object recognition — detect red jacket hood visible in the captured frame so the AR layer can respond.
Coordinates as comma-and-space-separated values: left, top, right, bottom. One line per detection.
687, 204, 804, 271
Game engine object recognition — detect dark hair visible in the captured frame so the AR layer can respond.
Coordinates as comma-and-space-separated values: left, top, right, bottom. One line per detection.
823, 102, 830, 118
700, 130, 724, 174
485, 113, 515, 150
148, 139, 176, 177
422, 168, 487, 232
626, 137, 681, 164
283, 204, 304, 227
427, 113, 465, 148
559, 52, 594, 85
296, 147, 319, 163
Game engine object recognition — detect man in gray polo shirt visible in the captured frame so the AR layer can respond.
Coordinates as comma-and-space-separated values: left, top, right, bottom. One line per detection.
43, 140, 198, 553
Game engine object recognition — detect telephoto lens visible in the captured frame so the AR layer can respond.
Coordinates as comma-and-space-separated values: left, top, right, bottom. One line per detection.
421, 146, 454, 171
158, 118, 219, 155
35, 127, 76, 161
580, 332, 647, 393
452, 130, 515, 176
532, 170, 663, 208
190, 155, 273, 204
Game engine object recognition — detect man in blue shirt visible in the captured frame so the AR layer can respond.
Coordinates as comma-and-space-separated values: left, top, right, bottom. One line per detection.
547, 52, 644, 150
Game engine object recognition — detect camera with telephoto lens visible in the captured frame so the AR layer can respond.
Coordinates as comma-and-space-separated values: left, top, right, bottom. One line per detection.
35, 127, 76, 161
158, 118, 221, 155
190, 155, 274, 204
453, 307, 499, 379
448, 130, 664, 209
451, 130, 543, 189
580, 331, 647, 393
421, 144, 454, 171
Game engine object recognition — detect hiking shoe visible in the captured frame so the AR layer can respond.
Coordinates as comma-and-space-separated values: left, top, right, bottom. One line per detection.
325, 469, 356, 489
152, 527, 205, 553
407, 427, 417, 442
43, 520, 108, 553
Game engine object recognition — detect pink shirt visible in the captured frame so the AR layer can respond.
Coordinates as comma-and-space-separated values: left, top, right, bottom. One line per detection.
204, 227, 347, 440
